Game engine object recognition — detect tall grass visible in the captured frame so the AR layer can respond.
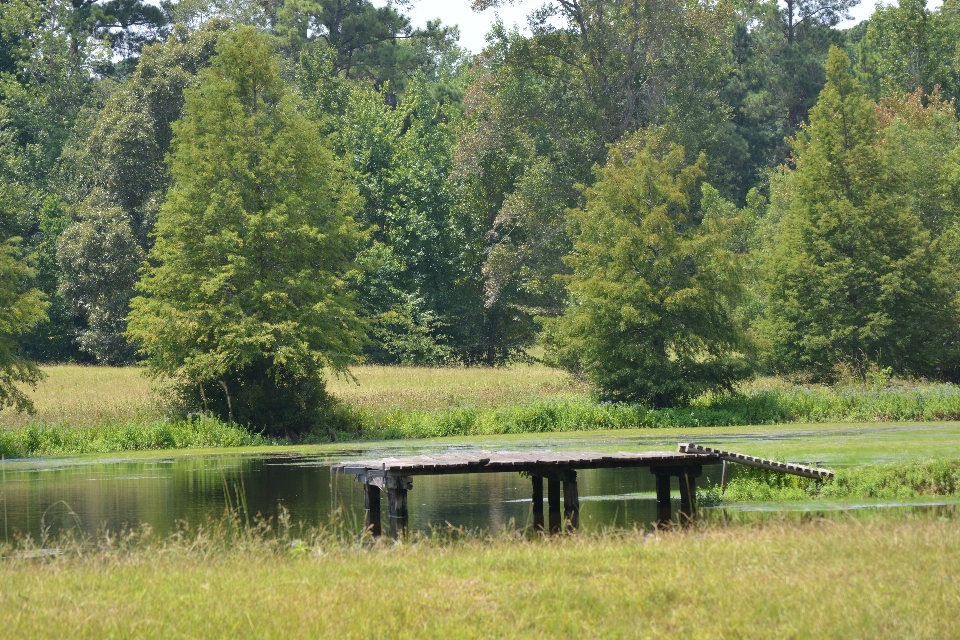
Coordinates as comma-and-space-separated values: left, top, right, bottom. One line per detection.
701, 458, 960, 503
347, 382, 960, 439
1, 516, 957, 638
6, 365, 960, 457
0, 415, 266, 458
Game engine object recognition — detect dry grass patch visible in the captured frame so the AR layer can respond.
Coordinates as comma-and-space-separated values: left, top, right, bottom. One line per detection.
325, 364, 589, 412
0, 366, 159, 427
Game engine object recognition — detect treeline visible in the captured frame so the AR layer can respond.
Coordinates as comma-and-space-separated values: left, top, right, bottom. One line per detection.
2, 0, 960, 433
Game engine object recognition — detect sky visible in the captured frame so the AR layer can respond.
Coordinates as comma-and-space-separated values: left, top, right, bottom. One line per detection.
388, 0, 947, 54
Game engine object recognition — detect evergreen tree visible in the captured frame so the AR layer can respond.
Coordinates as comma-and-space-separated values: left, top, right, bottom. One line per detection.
762, 47, 959, 379
544, 132, 750, 407
127, 27, 364, 437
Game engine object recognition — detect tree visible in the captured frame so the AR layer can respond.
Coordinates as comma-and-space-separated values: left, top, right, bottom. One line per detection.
58, 202, 144, 363
53, 21, 227, 362
0, 233, 47, 412
457, 1, 733, 362
127, 27, 365, 437
762, 47, 959, 379
333, 77, 474, 364
174, 0, 462, 93
856, 0, 956, 101
543, 132, 750, 407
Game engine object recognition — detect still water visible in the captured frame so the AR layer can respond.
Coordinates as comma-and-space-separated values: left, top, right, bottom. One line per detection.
1, 429, 957, 540
0, 452, 725, 539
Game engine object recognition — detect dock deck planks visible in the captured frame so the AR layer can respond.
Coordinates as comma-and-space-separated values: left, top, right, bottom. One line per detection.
333, 450, 721, 478
333, 446, 835, 538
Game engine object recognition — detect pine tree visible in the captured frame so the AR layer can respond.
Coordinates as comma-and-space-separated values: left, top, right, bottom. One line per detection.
763, 46, 958, 379
127, 27, 364, 437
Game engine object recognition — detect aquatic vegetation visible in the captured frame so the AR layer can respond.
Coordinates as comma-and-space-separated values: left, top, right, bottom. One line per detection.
701, 458, 960, 504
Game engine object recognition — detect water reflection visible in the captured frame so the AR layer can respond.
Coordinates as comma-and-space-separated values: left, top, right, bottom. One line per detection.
0, 452, 956, 540
0, 454, 726, 539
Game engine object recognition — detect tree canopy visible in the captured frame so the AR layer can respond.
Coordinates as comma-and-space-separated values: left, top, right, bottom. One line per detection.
126, 27, 364, 435
3, 0, 960, 416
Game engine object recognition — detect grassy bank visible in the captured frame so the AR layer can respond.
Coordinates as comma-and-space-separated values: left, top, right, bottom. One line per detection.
703, 458, 960, 504
6, 365, 960, 457
1, 517, 956, 638
0, 415, 266, 458
350, 381, 960, 439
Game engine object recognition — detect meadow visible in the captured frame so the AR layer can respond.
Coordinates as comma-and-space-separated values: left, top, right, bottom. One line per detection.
1, 516, 956, 638
3, 367, 959, 639
6, 365, 960, 457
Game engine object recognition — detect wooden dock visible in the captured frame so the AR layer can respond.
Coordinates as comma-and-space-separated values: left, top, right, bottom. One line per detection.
334, 450, 722, 537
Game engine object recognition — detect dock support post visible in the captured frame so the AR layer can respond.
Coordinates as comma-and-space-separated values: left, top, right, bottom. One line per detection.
653, 471, 672, 526
562, 471, 579, 531
531, 476, 544, 532
548, 478, 562, 533
387, 476, 413, 539
677, 467, 701, 525
364, 483, 381, 537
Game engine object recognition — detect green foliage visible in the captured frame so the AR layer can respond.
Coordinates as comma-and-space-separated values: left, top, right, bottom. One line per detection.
82, 21, 228, 245
0, 237, 47, 412
0, 414, 266, 458
762, 47, 959, 379
720, 0, 851, 200
544, 133, 751, 407
705, 458, 960, 503
455, 1, 735, 361
856, 0, 960, 101
52, 22, 229, 363
127, 27, 365, 437
342, 380, 960, 440
18, 196, 78, 361
328, 77, 473, 364
58, 202, 145, 364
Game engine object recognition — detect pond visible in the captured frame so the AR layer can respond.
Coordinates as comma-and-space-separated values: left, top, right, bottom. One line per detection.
2, 426, 959, 540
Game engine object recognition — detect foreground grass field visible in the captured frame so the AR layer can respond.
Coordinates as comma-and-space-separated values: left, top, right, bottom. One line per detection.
1, 517, 956, 638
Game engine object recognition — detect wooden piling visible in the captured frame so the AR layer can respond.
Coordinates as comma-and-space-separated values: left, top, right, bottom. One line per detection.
532, 476, 544, 532
653, 471, 672, 526
364, 483, 381, 537
548, 478, 561, 533
387, 476, 412, 539
677, 467, 701, 525
563, 472, 579, 531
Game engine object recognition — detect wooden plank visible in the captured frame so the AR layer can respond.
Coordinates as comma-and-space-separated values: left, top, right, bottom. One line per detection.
678, 443, 834, 479
333, 449, 723, 478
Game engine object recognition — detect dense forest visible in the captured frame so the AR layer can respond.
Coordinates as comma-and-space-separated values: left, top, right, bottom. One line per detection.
3, 0, 960, 431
